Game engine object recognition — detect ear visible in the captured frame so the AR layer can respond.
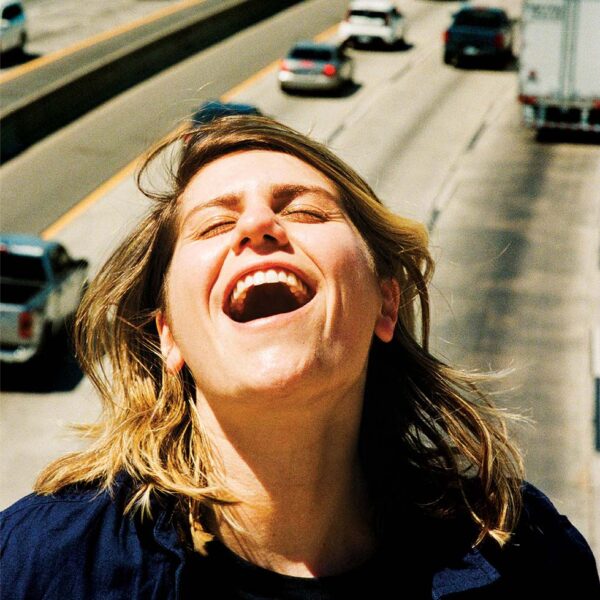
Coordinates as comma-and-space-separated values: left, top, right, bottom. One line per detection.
155, 311, 185, 373
374, 278, 400, 343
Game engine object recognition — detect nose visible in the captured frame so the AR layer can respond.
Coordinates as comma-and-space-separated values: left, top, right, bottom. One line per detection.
231, 202, 289, 254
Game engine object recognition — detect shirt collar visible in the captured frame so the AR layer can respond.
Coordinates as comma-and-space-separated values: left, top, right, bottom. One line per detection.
432, 546, 500, 598
145, 485, 501, 599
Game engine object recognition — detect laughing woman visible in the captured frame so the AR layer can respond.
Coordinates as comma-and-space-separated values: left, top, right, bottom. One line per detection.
1, 117, 598, 599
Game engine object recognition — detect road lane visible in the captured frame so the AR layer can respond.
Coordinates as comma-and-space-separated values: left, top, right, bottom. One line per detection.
21, 0, 191, 57
429, 99, 600, 554
0, 0, 349, 234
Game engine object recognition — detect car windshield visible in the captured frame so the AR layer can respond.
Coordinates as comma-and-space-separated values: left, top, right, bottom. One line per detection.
2, 4, 23, 20
289, 47, 334, 61
349, 10, 387, 20
454, 11, 506, 27
193, 104, 259, 123
0, 253, 47, 282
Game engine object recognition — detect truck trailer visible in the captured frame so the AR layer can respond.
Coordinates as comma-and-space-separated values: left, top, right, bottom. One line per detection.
518, 0, 600, 132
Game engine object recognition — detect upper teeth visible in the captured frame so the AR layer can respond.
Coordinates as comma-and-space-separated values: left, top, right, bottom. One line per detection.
230, 268, 309, 307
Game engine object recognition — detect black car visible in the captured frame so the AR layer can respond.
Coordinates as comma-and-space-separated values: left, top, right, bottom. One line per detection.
443, 7, 513, 67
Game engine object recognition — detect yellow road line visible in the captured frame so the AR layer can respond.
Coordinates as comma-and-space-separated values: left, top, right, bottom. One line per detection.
314, 24, 339, 43
41, 160, 138, 240
221, 61, 280, 102
42, 21, 340, 239
0, 0, 207, 85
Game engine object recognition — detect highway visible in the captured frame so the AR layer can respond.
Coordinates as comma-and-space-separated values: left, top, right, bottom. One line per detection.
1, 0, 599, 561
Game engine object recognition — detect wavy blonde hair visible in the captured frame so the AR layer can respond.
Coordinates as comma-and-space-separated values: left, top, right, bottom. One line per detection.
36, 116, 523, 548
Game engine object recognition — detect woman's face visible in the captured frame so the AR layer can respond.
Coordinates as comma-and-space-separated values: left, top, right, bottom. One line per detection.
158, 150, 398, 406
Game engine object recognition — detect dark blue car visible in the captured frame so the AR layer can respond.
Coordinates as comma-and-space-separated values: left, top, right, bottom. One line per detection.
190, 100, 263, 126
443, 7, 513, 67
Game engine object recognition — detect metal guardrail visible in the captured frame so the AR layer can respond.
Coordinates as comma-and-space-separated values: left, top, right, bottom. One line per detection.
0, 0, 303, 162
592, 326, 600, 451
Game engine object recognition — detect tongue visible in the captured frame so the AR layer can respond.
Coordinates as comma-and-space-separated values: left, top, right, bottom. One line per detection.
234, 283, 302, 323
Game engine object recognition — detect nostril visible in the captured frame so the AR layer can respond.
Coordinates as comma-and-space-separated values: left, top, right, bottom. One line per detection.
239, 234, 277, 249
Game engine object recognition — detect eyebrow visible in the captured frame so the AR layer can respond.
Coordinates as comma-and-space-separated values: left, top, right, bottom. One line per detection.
181, 183, 339, 227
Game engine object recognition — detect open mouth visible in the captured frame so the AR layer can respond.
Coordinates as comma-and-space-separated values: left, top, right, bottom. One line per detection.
226, 268, 314, 323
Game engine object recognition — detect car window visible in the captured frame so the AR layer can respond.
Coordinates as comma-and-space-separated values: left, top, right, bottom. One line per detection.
2, 3, 23, 20
0, 253, 47, 282
289, 47, 334, 61
454, 11, 507, 28
349, 10, 388, 20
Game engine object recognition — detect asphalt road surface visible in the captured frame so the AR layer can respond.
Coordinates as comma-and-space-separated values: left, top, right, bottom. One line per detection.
21, 0, 177, 55
1, 0, 599, 563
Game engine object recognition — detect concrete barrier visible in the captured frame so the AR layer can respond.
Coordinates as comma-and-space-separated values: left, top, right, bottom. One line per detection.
0, 0, 303, 162
592, 326, 600, 451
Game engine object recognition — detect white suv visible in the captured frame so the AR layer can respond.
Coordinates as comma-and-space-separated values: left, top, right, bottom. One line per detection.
339, 1, 406, 48
0, 0, 27, 55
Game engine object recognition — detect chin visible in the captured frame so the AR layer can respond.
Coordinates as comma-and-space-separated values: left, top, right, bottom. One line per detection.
235, 351, 321, 399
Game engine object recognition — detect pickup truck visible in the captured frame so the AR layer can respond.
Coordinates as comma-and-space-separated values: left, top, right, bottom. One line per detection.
443, 6, 513, 67
0, 234, 88, 363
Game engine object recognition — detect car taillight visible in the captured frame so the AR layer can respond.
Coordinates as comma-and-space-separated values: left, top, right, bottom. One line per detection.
518, 94, 537, 105
494, 33, 504, 48
593, 99, 600, 109
18, 312, 34, 339
444, 30, 450, 43
280, 59, 290, 72
322, 63, 337, 77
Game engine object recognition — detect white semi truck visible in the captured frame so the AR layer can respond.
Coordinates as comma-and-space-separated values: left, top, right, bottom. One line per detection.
518, 0, 600, 132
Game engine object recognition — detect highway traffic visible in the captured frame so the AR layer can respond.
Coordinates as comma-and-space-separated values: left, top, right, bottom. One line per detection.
1, 0, 599, 562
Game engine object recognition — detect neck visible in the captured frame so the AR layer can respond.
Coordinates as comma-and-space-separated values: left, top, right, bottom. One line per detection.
195, 383, 375, 577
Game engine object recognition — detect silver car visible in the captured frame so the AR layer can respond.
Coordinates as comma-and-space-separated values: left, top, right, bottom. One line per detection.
278, 41, 354, 93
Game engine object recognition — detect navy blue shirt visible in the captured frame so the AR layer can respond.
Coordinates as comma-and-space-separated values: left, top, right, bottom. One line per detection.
1, 476, 598, 599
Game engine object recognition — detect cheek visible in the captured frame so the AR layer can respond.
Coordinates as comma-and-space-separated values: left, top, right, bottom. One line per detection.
329, 229, 378, 290
301, 225, 380, 315
167, 242, 224, 324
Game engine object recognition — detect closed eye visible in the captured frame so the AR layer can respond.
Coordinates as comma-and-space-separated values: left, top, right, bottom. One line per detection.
280, 204, 329, 223
195, 217, 237, 239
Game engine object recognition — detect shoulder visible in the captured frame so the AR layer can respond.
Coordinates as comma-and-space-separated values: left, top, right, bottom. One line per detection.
1, 481, 129, 552
516, 482, 597, 561
0, 478, 165, 599
2, 481, 116, 518
482, 482, 599, 596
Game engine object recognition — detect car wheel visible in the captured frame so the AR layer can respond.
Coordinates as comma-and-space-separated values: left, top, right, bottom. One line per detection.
443, 51, 453, 65
31, 322, 53, 366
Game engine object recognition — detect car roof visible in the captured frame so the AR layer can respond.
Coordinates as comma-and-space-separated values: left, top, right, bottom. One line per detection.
191, 100, 261, 125
289, 40, 338, 52
349, 0, 397, 11
456, 6, 508, 15
0, 234, 58, 255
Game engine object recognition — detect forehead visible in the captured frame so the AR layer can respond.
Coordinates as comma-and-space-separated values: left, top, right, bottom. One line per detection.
179, 150, 339, 210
